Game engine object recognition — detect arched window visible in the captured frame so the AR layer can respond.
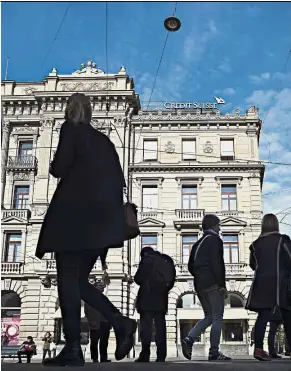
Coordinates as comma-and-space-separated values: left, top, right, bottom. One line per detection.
177, 293, 200, 309
1, 291, 21, 345
225, 293, 244, 308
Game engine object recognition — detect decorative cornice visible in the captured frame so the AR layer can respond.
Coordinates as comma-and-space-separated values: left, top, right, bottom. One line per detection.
135, 177, 164, 186
175, 176, 204, 186
130, 163, 265, 174
215, 176, 243, 185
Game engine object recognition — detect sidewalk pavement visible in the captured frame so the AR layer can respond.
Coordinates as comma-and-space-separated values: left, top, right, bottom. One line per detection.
2, 359, 291, 371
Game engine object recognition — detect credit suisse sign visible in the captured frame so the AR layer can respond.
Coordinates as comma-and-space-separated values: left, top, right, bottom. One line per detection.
164, 96, 226, 110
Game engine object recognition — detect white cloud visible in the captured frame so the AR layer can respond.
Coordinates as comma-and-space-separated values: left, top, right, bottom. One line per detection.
246, 88, 291, 236
183, 20, 218, 63
249, 73, 271, 84
215, 88, 236, 96
218, 58, 232, 73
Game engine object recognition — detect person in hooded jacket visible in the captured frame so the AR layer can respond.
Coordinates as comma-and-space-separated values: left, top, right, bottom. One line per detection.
246, 213, 291, 361
35, 93, 137, 366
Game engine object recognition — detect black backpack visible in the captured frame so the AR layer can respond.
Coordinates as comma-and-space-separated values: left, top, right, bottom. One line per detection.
149, 252, 176, 292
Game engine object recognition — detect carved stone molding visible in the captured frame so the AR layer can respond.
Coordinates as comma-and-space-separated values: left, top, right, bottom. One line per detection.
22, 86, 38, 95
164, 141, 175, 154
60, 81, 114, 92
11, 172, 31, 181
2, 120, 10, 133
203, 140, 213, 153
39, 116, 55, 131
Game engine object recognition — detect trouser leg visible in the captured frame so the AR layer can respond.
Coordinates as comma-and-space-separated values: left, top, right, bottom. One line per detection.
89, 329, 100, 361
99, 322, 111, 361
207, 288, 225, 355
139, 312, 153, 358
154, 312, 167, 361
188, 289, 212, 344
254, 309, 270, 349
56, 250, 121, 343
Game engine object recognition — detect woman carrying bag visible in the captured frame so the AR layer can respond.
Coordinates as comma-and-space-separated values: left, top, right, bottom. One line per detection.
246, 213, 291, 361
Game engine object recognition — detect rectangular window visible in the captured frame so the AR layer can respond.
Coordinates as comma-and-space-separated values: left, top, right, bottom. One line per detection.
13, 186, 30, 209
182, 235, 198, 264
143, 139, 158, 161
3, 234, 22, 263
142, 186, 158, 211
221, 185, 237, 211
141, 235, 158, 251
220, 139, 234, 160
182, 139, 196, 160
18, 141, 33, 157
223, 234, 239, 264
182, 186, 197, 209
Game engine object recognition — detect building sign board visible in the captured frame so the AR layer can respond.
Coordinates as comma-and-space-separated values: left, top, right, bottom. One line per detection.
164, 96, 225, 110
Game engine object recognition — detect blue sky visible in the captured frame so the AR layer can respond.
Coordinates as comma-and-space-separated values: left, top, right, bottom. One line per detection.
2, 1, 291, 233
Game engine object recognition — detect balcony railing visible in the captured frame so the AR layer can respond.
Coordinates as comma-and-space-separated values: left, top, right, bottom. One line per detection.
6, 156, 37, 170
225, 263, 246, 275
138, 211, 163, 220
2, 209, 31, 222
175, 209, 205, 220
44, 259, 102, 271
177, 263, 247, 276
1, 262, 23, 274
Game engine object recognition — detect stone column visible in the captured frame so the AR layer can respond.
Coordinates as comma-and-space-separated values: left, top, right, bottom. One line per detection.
1, 120, 10, 207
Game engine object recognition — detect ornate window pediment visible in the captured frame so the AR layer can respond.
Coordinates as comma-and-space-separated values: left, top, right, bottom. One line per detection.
220, 217, 247, 227
175, 177, 204, 186
138, 218, 165, 228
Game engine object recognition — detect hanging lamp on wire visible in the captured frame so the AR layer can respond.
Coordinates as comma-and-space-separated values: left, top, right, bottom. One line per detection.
164, 16, 181, 32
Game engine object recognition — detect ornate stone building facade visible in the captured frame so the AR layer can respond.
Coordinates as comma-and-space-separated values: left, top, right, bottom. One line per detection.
1, 62, 264, 357
128, 106, 264, 357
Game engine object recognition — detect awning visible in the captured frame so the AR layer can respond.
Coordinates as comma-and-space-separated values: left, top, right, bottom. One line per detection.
177, 308, 249, 320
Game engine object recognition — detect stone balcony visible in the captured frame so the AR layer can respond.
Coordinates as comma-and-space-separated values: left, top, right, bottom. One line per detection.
6, 156, 37, 171
1, 262, 23, 275
174, 209, 205, 230
1, 209, 31, 223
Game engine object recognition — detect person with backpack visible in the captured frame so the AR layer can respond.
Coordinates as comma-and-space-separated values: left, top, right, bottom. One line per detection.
181, 214, 231, 361
134, 246, 176, 363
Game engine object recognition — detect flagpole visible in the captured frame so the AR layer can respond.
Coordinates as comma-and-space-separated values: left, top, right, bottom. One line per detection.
5, 57, 9, 80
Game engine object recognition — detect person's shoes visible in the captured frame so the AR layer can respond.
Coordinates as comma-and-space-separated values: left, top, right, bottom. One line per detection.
100, 359, 111, 363
114, 315, 137, 361
16, 361, 22, 364
209, 352, 232, 361
43, 341, 85, 367
254, 348, 271, 361
285, 351, 291, 356
92, 359, 98, 363
181, 338, 193, 360
270, 353, 282, 359
155, 359, 166, 362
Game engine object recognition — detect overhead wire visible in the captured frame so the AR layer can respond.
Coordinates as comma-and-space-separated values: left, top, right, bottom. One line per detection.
41, 3, 71, 70
3, 143, 291, 166
133, 1, 178, 159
